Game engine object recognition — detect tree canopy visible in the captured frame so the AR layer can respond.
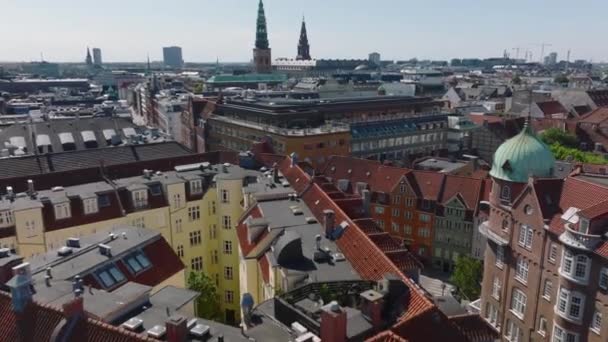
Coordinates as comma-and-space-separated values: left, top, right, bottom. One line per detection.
549, 143, 608, 164
450, 256, 483, 300
187, 271, 222, 321
540, 128, 578, 148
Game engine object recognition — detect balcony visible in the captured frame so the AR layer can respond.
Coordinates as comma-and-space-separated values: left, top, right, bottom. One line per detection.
559, 223, 602, 251
478, 221, 509, 246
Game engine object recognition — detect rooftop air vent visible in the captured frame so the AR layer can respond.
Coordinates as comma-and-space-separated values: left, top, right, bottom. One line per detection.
281, 180, 290, 187
98, 244, 112, 257
57, 246, 73, 257
147, 325, 166, 339
332, 253, 346, 262
305, 217, 317, 224
290, 206, 303, 215
190, 323, 211, 338
122, 317, 144, 331
51, 186, 64, 192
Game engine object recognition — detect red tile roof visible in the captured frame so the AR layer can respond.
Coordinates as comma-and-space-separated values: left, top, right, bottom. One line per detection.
587, 89, 608, 107
366, 330, 409, 342
411, 171, 445, 200
579, 107, 608, 125
236, 206, 265, 256
322, 156, 410, 194
439, 175, 483, 210
536, 100, 567, 117
0, 293, 152, 342
578, 199, 608, 220
448, 314, 500, 342
258, 254, 270, 283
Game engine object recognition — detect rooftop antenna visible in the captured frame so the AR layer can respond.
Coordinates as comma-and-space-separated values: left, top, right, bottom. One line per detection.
40, 52, 44, 62
565, 49, 571, 72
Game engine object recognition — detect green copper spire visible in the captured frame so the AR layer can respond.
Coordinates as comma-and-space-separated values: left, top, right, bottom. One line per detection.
490, 118, 555, 183
255, 0, 269, 49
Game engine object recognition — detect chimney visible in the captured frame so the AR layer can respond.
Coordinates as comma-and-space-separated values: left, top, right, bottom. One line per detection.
27, 179, 35, 196
360, 290, 384, 329
362, 189, 371, 217
143, 169, 152, 179
323, 209, 335, 238
6, 186, 14, 201
7, 263, 34, 313
165, 315, 188, 342
320, 302, 347, 342
62, 296, 84, 318
273, 167, 280, 184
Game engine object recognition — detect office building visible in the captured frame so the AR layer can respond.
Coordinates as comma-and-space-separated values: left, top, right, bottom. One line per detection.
92, 47, 102, 66
369, 52, 381, 66
163, 46, 184, 69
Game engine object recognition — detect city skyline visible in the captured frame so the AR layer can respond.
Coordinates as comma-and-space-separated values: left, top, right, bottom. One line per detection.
1, 0, 608, 63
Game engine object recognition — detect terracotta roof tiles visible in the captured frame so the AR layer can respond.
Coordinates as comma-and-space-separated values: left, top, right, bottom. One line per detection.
439, 175, 483, 209
448, 314, 500, 342
411, 171, 445, 200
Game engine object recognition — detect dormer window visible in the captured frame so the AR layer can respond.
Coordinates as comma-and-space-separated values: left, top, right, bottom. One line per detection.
123, 251, 152, 274
54, 202, 71, 220
190, 179, 203, 194
132, 190, 148, 209
0, 210, 14, 227
502, 160, 512, 173
83, 197, 98, 215
579, 218, 589, 234
148, 183, 162, 196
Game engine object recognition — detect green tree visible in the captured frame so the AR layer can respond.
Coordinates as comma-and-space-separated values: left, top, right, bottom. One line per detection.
187, 271, 222, 320
193, 82, 204, 94
540, 128, 578, 148
450, 256, 483, 300
549, 143, 608, 164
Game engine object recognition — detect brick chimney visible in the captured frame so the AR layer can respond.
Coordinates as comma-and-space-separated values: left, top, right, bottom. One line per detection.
321, 302, 347, 342
361, 189, 371, 217
323, 209, 335, 238
166, 315, 188, 342
360, 289, 384, 329
62, 296, 84, 318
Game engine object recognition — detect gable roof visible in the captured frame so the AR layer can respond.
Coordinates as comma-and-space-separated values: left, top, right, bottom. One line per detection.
411, 171, 445, 200
535, 100, 567, 116
439, 176, 483, 210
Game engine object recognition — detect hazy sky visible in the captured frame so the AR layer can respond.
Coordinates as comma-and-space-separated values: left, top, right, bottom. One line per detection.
2, 0, 607, 63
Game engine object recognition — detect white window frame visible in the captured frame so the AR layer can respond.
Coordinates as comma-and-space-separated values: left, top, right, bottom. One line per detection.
556, 287, 585, 323
492, 276, 501, 301
54, 202, 71, 220
560, 249, 590, 284
538, 316, 547, 337
515, 257, 529, 285
132, 189, 148, 209
510, 288, 526, 319
591, 310, 602, 335
543, 279, 552, 301
505, 319, 522, 342
518, 225, 533, 249
220, 189, 229, 204
0, 210, 13, 226
496, 245, 505, 269
224, 266, 233, 280
552, 324, 579, 342
548, 243, 558, 263
190, 179, 203, 194
222, 215, 231, 230
83, 197, 98, 215
599, 268, 608, 290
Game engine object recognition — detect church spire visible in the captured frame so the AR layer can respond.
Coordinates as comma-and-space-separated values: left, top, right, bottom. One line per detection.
296, 16, 311, 60
255, 0, 269, 49
85, 47, 93, 65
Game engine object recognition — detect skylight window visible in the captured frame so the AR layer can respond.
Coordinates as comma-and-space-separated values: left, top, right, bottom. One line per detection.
95, 264, 126, 288
124, 251, 152, 274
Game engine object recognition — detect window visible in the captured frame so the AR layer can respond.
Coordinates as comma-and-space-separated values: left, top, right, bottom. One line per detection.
211, 250, 219, 264
54, 202, 71, 220
210, 224, 217, 240
404, 211, 412, 220
556, 287, 585, 322
418, 227, 430, 238
225, 290, 234, 304
149, 183, 162, 196
501, 185, 511, 201
579, 218, 589, 234
392, 208, 400, 217
406, 198, 415, 207
190, 179, 203, 194
560, 250, 589, 283
419, 214, 431, 222
222, 215, 231, 229
124, 251, 151, 274
549, 243, 558, 263
83, 198, 98, 215
600, 268, 608, 290
224, 266, 233, 280
95, 264, 126, 289
400, 185, 407, 193
421, 200, 431, 210
132, 190, 148, 209
393, 195, 401, 205
518, 225, 533, 249
98, 194, 111, 207
177, 245, 184, 258
515, 257, 529, 284
223, 241, 232, 254
418, 246, 426, 256
191, 256, 203, 271
172, 193, 182, 208
375, 206, 385, 214
543, 279, 552, 300
496, 246, 505, 269
0, 210, 13, 226
188, 206, 201, 221
591, 310, 602, 334
391, 222, 399, 233
485, 302, 499, 327
189, 231, 202, 246
510, 288, 526, 318
538, 316, 547, 337
404, 225, 412, 235
553, 324, 579, 342
175, 219, 182, 233
220, 189, 229, 203
505, 319, 522, 342
492, 276, 501, 300
502, 219, 509, 231
208, 201, 216, 215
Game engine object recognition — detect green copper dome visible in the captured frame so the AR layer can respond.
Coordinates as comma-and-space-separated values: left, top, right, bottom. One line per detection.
489, 120, 555, 183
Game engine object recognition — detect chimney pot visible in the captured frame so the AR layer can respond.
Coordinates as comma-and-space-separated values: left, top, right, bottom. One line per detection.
321, 302, 347, 342
323, 210, 335, 238
165, 315, 188, 342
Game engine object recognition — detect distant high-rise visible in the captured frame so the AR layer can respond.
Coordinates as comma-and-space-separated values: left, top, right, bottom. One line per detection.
85, 47, 93, 65
92, 48, 102, 66
163, 46, 184, 69
369, 52, 381, 66
253, 0, 272, 73
296, 17, 311, 60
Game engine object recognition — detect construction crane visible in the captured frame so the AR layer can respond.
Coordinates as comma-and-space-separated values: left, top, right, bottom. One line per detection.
536, 43, 552, 63
512, 47, 524, 60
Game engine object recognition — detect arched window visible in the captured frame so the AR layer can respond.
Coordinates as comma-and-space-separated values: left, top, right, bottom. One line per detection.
500, 185, 511, 200
561, 249, 590, 283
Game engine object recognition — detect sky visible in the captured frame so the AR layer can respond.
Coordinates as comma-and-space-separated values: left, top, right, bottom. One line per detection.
1, 0, 607, 63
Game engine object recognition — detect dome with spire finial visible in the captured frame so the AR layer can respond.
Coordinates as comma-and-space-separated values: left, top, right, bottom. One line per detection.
489, 119, 555, 183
